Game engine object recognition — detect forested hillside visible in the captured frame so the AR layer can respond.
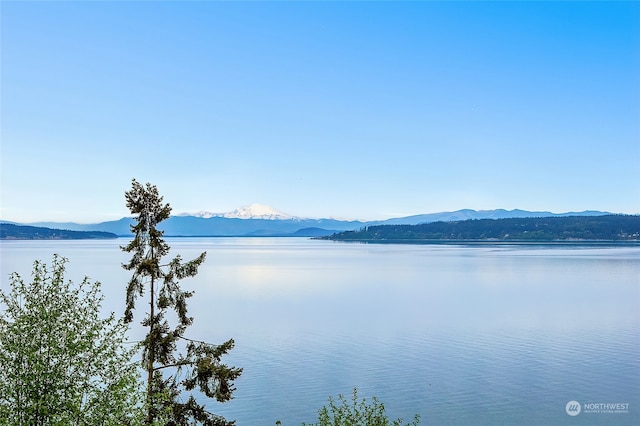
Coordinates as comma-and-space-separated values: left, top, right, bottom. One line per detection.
320, 215, 640, 242
0, 223, 117, 240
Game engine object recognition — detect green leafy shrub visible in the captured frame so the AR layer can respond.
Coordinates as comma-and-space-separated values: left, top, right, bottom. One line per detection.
300, 388, 420, 426
0, 255, 144, 425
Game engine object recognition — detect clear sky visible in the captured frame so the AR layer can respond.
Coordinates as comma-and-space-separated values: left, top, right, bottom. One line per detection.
1, 1, 639, 223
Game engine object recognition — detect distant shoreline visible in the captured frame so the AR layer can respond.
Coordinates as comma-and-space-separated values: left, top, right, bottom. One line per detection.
320, 239, 640, 247
0, 223, 117, 240
317, 215, 640, 245
4, 214, 639, 243
2, 234, 638, 247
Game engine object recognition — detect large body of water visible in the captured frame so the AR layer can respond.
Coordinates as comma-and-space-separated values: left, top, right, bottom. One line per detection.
1, 238, 639, 425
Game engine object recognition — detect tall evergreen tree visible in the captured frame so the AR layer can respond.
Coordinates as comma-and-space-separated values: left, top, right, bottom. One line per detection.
122, 179, 242, 425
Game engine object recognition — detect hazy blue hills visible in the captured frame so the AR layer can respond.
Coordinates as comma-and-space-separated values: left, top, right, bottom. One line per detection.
9, 208, 617, 238
25, 216, 359, 237
364, 208, 612, 226
1, 223, 117, 240
320, 215, 640, 243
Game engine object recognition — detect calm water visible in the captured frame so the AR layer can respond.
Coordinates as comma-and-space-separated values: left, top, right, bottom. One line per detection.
1, 238, 639, 425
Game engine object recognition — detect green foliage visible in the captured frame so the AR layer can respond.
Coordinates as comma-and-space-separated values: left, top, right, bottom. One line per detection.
122, 179, 242, 425
0, 255, 144, 426
301, 388, 420, 426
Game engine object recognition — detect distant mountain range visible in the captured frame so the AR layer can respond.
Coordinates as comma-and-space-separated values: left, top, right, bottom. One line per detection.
366, 208, 613, 226
1, 205, 615, 238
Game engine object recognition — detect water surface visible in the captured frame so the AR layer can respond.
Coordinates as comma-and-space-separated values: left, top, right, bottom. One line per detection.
1, 238, 638, 425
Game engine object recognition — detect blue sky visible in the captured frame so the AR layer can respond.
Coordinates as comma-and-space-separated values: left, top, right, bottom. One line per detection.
1, 1, 639, 223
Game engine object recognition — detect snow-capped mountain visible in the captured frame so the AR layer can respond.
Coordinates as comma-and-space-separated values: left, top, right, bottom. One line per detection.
180, 204, 296, 220
223, 204, 295, 220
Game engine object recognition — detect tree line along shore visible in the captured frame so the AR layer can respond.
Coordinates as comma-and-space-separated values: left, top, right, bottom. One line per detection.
318, 215, 640, 243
